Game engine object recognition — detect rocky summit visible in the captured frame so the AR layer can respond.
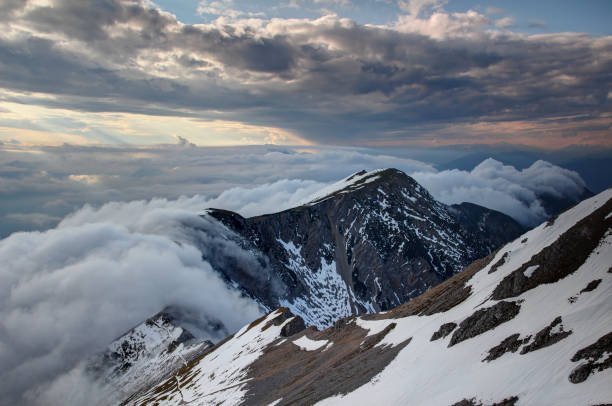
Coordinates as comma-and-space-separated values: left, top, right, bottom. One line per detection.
206, 168, 524, 328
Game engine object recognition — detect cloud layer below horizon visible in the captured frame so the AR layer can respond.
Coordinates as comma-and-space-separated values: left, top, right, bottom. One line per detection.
0, 143, 594, 404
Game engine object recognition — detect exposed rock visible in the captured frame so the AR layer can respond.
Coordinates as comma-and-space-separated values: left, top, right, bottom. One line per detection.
488, 252, 508, 274
365, 250, 499, 321
449, 202, 525, 252
361, 323, 398, 351
491, 397, 519, 406
431, 322, 457, 341
451, 396, 519, 406
207, 169, 523, 328
492, 197, 612, 300
242, 317, 410, 406
452, 399, 478, 406
449, 301, 522, 347
521, 316, 572, 354
569, 332, 612, 384
580, 279, 602, 294
281, 316, 306, 337
483, 333, 531, 362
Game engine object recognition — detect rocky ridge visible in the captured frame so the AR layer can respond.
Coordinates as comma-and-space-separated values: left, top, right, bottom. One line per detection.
125, 188, 612, 406
86, 307, 213, 405
206, 168, 524, 328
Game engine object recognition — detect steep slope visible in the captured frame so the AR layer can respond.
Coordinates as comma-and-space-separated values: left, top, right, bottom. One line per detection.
206, 168, 524, 328
86, 308, 213, 405
127, 188, 612, 406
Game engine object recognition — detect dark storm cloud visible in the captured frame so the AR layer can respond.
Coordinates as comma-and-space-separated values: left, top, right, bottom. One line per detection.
1, 0, 611, 143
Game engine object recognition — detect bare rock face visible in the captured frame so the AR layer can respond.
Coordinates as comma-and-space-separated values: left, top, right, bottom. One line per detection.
569, 332, 612, 384
483, 334, 530, 362
520, 316, 572, 354
451, 397, 519, 406
207, 169, 523, 328
449, 301, 522, 347
431, 322, 457, 341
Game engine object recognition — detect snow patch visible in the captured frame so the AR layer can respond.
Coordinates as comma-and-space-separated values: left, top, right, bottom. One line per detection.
523, 265, 540, 278
300, 169, 385, 205
293, 336, 329, 351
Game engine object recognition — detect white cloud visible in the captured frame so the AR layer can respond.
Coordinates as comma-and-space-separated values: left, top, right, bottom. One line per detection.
411, 158, 587, 225
495, 16, 515, 28
0, 200, 265, 405
398, 0, 447, 16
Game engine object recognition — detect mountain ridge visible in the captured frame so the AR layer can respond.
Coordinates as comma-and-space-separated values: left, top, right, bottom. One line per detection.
205, 168, 524, 328
126, 187, 612, 406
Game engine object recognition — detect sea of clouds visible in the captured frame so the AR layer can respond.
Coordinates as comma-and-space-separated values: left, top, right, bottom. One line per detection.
0, 144, 591, 405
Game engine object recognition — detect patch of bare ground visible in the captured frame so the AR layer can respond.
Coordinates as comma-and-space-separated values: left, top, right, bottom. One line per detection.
243, 318, 409, 406
492, 197, 612, 301
520, 316, 572, 354
364, 250, 499, 321
448, 301, 522, 347
483, 333, 531, 362
431, 322, 457, 341
569, 332, 612, 384
451, 396, 519, 406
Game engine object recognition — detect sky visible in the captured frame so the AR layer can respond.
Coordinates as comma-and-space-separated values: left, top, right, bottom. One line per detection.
0, 0, 611, 147
1, 2, 611, 403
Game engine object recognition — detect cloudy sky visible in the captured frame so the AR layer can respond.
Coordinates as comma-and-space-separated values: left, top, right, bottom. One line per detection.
1, 2, 611, 403
0, 0, 611, 147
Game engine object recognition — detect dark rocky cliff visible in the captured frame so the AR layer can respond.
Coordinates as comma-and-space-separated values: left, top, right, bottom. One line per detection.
206, 168, 524, 328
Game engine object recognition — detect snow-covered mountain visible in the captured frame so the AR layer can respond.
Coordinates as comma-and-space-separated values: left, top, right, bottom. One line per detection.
125, 188, 612, 405
67, 168, 523, 406
85, 307, 213, 405
204, 168, 524, 328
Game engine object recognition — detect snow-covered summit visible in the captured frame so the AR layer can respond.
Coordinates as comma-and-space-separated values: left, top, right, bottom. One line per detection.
299, 168, 387, 206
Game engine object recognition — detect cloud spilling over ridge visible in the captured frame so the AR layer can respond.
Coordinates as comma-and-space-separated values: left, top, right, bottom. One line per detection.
412, 158, 588, 225
0, 200, 266, 405
0, 146, 591, 403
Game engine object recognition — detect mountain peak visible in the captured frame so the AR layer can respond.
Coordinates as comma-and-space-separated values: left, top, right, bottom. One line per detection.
205, 169, 523, 329
301, 168, 422, 206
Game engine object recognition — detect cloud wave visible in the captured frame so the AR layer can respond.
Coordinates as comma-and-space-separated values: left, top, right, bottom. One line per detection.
0, 200, 265, 405
412, 158, 588, 225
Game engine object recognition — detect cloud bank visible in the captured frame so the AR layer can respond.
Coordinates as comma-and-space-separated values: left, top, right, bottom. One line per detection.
1, 0, 610, 146
0, 144, 434, 237
412, 158, 588, 225
0, 200, 266, 405
0, 144, 593, 236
